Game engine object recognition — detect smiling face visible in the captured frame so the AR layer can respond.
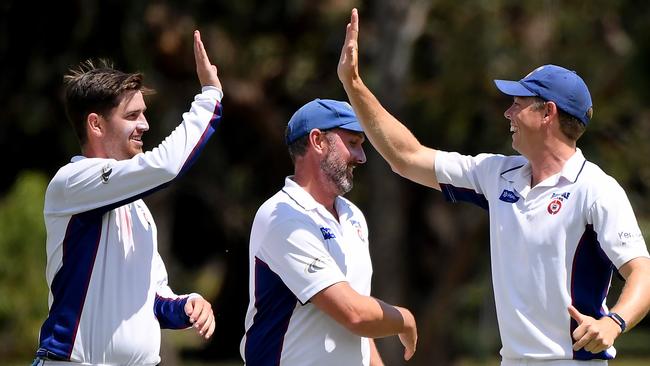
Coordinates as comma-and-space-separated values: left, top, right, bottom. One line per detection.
503, 96, 546, 156
98, 90, 149, 160
320, 128, 366, 196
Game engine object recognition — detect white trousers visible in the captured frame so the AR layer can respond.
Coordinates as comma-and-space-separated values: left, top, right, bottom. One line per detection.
502, 359, 607, 366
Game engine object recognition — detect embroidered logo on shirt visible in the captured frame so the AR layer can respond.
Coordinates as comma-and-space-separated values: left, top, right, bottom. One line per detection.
547, 192, 570, 215
101, 164, 113, 184
320, 227, 336, 240
547, 199, 562, 215
498, 189, 519, 203
306, 257, 326, 273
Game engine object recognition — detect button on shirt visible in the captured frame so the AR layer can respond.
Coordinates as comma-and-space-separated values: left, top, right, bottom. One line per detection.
435, 149, 649, 362
241, 177, 373, 366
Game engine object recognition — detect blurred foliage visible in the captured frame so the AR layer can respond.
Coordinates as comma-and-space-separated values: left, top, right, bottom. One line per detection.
0, 172, 48, 359
2, 0, 650, 365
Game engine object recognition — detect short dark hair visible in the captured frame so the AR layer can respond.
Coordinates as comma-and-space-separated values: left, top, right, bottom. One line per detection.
285, 126, 337, 164
530, 97, 586, 141
286, 122, 310, 164
557, 110, 586, 141
63, 59, 153, 146
287, 134, 309, 164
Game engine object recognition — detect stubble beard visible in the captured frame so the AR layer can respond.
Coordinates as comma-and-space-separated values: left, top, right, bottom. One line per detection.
321, 145, 354, 196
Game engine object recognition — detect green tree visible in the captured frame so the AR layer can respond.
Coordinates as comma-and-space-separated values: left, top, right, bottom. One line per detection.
0, 171, 49, 360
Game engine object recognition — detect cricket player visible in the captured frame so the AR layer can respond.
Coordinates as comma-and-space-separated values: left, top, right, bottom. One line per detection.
34, 31, 221, 365
337, 8, 650, 366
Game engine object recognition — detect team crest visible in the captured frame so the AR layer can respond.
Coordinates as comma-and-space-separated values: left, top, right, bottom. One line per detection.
350, 220, 366, 242
547, 192, 570, 215
547, 199, 562, 215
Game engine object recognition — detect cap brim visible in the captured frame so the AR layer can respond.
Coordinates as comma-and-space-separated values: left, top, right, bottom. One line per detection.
494, 80, 537, 97
338, 121, 364, 133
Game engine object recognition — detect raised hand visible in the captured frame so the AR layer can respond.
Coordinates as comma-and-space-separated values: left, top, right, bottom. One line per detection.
568, 305, 620, 354
337, 8, 361, 89
185, 296, 216, 340
193, 30, 222, 89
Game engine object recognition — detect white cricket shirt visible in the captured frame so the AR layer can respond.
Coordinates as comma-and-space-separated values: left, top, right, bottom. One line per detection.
36, 87, 223, 365
435, 149, 649, 363
241, 177, 373, 366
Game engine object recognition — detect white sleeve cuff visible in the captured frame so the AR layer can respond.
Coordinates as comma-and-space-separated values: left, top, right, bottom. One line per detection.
201, 85, 224, 102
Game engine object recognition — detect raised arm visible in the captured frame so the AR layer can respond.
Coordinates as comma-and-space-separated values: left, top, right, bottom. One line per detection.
311, 281, 417, 361
337, 9, 440, 190
49, 31, 224, 216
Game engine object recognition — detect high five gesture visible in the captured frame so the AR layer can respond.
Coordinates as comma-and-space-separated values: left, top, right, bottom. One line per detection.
194, 30, 222, 89
337, 8, 361, 90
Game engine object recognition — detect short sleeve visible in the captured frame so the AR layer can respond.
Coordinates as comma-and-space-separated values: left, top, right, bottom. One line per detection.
435, 151, 503, 209
589, 184, 649, 269
256, 219, 347, 304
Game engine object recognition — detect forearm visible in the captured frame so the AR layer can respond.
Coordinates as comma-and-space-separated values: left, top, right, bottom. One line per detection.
348, 296, 413, 338
343, 79, 439, 188
312, 282, 415, 338
158, 86, 223, 176
343, 80, 422, 171
610, 258, 650, 331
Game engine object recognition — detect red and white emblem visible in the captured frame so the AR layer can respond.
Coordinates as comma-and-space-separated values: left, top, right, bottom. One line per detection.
547, 199, 562, 215
351, 220, 366, 242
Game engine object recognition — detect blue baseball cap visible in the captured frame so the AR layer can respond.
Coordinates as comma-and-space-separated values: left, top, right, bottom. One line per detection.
285, 99, 363, 144
494, 64, 593, 125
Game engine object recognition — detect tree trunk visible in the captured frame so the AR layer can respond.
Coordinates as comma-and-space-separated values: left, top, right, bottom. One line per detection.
367, 1, 431, 364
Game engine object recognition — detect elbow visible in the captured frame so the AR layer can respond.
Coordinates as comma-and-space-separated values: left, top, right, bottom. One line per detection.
149, 162, 180, 183
388, 157, 413, 180
153, 164, 179, 182
389, 161, 407, 177
384, 145, 422, 178
163, 164, 181, 180
136, 151, 182, 181
155, 154, 183, 180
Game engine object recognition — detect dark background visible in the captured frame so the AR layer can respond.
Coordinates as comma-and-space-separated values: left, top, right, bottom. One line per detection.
1, 0, 650, 365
